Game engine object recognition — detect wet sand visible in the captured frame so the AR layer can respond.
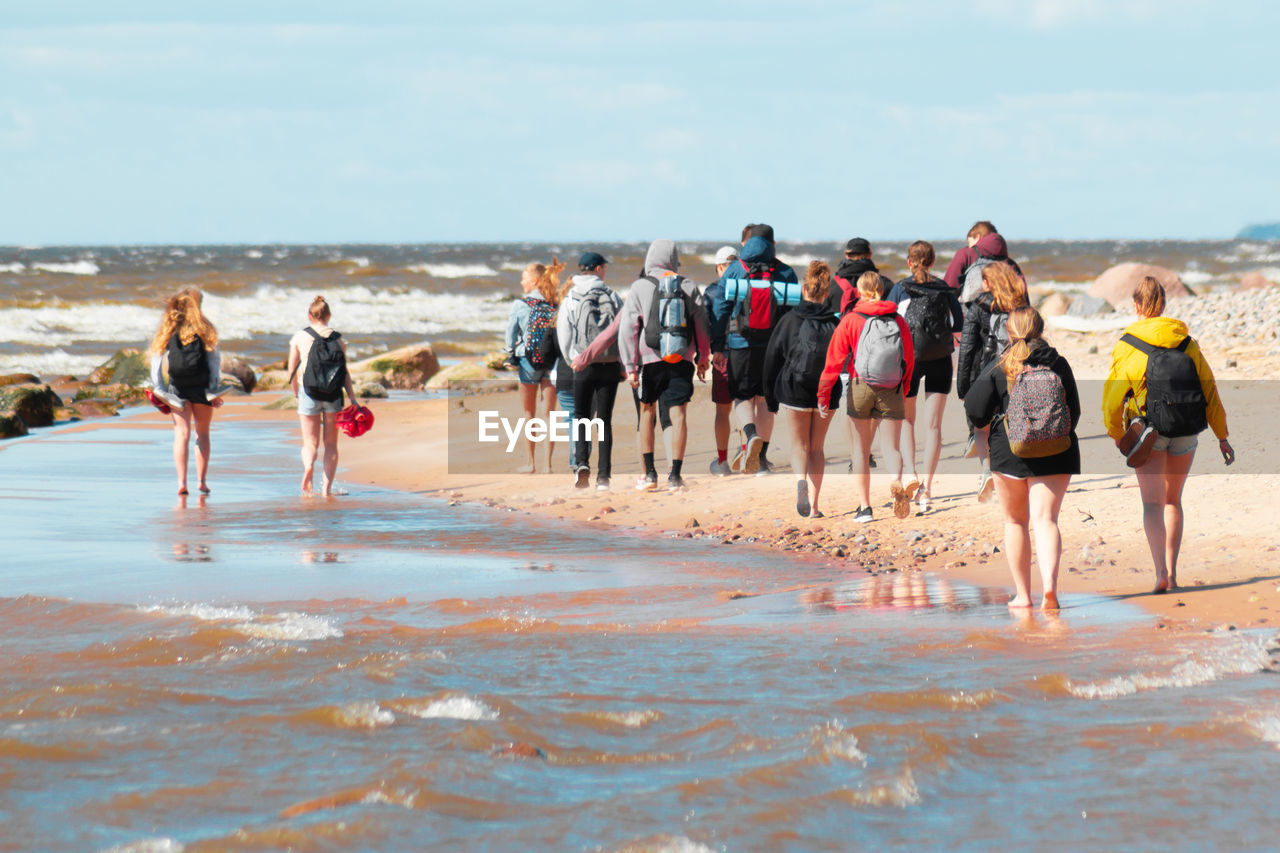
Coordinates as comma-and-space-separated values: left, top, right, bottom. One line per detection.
328, 332, 1280, 634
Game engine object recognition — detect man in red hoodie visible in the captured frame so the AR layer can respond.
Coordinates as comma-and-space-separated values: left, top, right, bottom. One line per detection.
818, 272, 915, 522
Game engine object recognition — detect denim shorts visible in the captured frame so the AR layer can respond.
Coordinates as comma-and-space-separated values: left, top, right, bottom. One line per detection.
297, 388, 344, 416
518, 357, 551, 386
1151, 433, 1198, 456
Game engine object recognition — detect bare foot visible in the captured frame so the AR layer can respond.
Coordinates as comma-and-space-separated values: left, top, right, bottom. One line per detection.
178, 486, 189, 496
1152, 570, 1170, 594
515, 464, 535, 474
1169, 571, 1178, 591
1041, 591, 1060, 611
301, 468, 314, 495
1008, 595, 1033, 608
198, 483, 210, 494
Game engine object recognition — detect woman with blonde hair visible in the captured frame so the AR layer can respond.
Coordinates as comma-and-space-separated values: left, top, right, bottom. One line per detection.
956, 261, 1029, 502
504, 259, 563, 473
965, 306, 1080, 609
287, 295, 359, 496
1102, 276, 1234, 593
148, 287, 224, 495
817, 270, 915, 522
763, 260, 841, 517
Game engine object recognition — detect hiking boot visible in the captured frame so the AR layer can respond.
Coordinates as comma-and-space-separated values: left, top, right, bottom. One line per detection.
596, 478, 610, 492
636, 471, 659, 492
667, 472, 687, 491
742, 435, 763, 475
853, 506, 874, 524
976, 469, 994, 503
709, 458, 732, 476
574, 465, 590, 489
755, 457, 773, 477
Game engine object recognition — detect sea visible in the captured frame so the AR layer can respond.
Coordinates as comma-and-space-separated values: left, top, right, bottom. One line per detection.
4, 242, 1280, 851
3, 240, 1280, 378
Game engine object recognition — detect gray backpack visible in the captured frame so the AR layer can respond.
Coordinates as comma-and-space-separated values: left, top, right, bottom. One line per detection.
852, 314, 905, 389
960, 257, 997, 304
570, 286, 620, 362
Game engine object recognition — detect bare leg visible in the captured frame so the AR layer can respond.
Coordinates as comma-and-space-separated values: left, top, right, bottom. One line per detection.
879, 417, 904, 485
320, 412, 341, 495
518, 382, 538, 473
1163, 451, 1195, 588
191, 403, 214, 492
669, 404, 688, 461
299, 412, 322, 494
1137, 449, 1194, 591
1028, 474, 1071, 609
789, 409, 811, 514
171, 408, 193, 494
714, 403, 731, 457
807, 409, 833, 515
902, 395, 919, 484
993, 473, 1032, 607
756, 397, 774, 444
920, 391, 947, 497
638, 403, 656, 454
850, 416, 875, 509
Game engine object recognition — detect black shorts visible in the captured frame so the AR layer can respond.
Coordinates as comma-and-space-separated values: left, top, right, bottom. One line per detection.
907, 355, 953, 399
639, 360, 695, 408
727, 346, 766, 401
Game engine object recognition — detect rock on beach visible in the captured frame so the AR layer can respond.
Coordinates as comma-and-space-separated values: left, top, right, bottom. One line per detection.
348, 344, 440, 390
1089, 263, 1193, 309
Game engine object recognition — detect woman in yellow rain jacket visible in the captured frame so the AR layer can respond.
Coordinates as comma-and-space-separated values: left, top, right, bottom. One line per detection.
1102, 276, 1234, 594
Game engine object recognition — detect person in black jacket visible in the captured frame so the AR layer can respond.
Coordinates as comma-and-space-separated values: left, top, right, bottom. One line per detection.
955, 262, 1028, 502
964, 306, 1079, 611
826, 237, 894, 318
763, 261, 841, 517
886, 240, 964, 513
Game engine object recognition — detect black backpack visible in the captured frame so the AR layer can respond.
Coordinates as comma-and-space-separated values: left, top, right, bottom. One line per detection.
902, 282, 953, 360
303, 327, 347, 402
785, 314, 835, 397
981, 309, 1011, 368
167, 334, 209, 388
1121, 334, 1208, 437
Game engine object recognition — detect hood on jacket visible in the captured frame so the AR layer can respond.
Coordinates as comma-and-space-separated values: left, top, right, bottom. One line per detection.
835, 257, 878, 281
1022, 340, 1060, 366
569, 273, 606, 296
974, 233, 1010, 260
792, 298, 834, 319
851, 299, 899, 317
644, 239, 680, 276
739, 236, 775, 265
1124, 316, 1191, 348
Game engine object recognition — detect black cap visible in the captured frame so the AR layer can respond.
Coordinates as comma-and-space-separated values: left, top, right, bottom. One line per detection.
845, 237, 871, 255
578, 251, 608, 270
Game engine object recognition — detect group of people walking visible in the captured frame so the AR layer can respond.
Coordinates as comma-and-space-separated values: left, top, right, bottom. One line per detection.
507, 221, 1236, 608
149, 289, 360, 499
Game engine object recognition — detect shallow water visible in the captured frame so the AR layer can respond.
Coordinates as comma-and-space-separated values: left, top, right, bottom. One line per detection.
2, 411, 1279, 851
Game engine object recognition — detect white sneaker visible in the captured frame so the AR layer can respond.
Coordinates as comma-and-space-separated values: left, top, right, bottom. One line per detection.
976, 469, 994, 503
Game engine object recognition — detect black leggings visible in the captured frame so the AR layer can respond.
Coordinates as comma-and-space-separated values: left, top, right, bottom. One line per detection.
573, 363, 622, 478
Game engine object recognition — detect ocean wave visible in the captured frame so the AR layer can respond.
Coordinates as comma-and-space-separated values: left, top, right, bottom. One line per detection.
141, 603, 256, 622
233, 611, 344, 642
1179, 270, 1216, 286
776, 252, 824, 268
405, 262, 498, 278
100, 838, 185, 853
0, 262, 25, 274
1065, 633, 1273, 700
31, 260, 99, 276
0, 348, 102, 378
390, 694, 499, 721
244, 249, 264, 259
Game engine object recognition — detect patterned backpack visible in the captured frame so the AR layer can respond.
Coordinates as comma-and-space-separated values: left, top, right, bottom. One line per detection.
522, 297, 557, 368
1004, 364, 1071, 458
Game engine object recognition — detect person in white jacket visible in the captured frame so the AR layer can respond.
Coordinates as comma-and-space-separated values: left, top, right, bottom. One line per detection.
617, 239, 710, 491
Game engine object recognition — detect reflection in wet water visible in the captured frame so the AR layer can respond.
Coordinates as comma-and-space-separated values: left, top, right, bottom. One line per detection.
170, 543, 213, 563
803, 573, 1007, 613
301, 550, 342, 564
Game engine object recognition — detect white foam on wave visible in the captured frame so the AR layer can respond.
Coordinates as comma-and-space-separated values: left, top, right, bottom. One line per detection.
334, 701, 396, 728
1245, 714, 1280, 749
100, 838, 185, 853
32, 260, 99, 276
1179, 270, 1216, 286
140, 603, 342, 641
395, 695, 499, 721
234, 611, 344, 641
1066, 633, 1274, 700
0, 261, 25, 274
345, 256, 371, 268
777, 252, 823, 268
244, 249, 264, 259
596, 709, 661, 728
405, 262, 498, 278
813, 719, 869, 765
500, 261, 530, 272
0, 348, 101, 378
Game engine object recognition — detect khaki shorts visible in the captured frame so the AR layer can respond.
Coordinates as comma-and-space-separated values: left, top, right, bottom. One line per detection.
846, 377, 905, 420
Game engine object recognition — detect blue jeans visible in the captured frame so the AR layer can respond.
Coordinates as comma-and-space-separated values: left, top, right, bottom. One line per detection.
556, 387, 576, 469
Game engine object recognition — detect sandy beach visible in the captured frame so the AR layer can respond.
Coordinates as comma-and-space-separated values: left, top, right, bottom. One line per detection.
333, 329, 1280, 634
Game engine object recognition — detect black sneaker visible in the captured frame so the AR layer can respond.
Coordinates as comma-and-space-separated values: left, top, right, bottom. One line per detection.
853, 506, 873, 524
667, 472, 687, 491
574, 465, 590, 489
755, 457, 774, 478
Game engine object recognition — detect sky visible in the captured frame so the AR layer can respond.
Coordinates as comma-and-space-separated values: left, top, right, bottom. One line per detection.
2, 0, 1278, 244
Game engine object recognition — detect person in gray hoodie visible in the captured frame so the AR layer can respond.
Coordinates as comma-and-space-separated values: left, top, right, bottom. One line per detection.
618, 239, 710, 491
557, 251, 624, 491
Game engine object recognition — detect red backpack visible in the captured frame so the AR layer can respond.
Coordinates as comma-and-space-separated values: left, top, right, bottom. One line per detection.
732, 260, 780, 345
